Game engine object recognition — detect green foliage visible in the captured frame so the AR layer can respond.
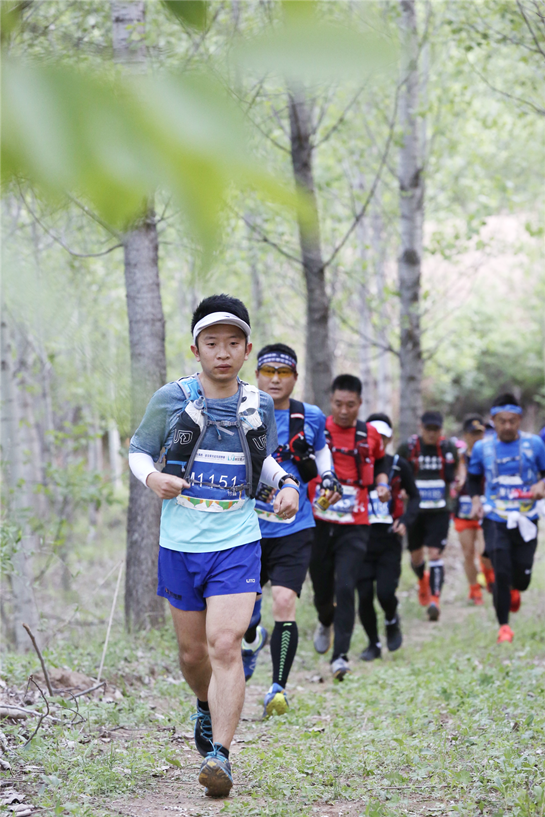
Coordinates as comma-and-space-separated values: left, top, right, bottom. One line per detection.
161, 1, 208, 31
0, 515, 22, 575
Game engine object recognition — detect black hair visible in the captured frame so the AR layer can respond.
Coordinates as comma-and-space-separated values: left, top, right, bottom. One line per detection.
191, 294, 250, 335
257, 343, 298, 362
331, 374, 362, 396
492, 392, 520, 408
366, 412, 392, 428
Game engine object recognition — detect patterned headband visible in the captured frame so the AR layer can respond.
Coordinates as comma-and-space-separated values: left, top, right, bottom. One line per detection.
257, 352, 297, 371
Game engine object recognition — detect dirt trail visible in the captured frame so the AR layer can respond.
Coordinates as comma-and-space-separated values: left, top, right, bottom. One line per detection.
109, 532, 543, 817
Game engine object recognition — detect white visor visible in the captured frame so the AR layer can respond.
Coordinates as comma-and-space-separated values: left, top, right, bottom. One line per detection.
193, 311, 251, 343
369, 420, 393, 439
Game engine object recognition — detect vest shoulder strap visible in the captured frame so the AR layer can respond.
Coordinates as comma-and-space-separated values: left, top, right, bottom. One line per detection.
176, 374, 201, 402
355, 419, 368, 439
238, 380, 261, 418
289, 399, 306, 436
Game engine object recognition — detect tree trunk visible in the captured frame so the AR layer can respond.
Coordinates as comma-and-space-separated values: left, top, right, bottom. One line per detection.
371, 197, 392, 417
356, 195, 374, 418
112, 0, 166, 631
246, 213, 270, 353
1, 319, 41, 651
397, 0, 424, 440
288, 87, 332, 413
123, 217, 166, 631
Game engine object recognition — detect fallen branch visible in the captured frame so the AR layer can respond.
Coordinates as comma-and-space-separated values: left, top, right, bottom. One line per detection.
23, 678, 49, 746
0, 708, 29, 721
22, 624, 53, 696
72, 681, 106, 700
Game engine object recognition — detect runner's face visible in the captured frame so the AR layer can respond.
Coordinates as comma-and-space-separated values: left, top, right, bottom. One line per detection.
330, 390, 362, 427
192, 325, 250, 382
256, 364, 297, 405
463, 430, 484, 451
493, 412, 521, 442
421, 424, 442, 445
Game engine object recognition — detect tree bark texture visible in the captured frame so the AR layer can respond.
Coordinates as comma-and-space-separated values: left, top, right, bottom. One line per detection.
112, 1, 166, 631
356, 201, 374, 419
288, 88, 332, 413
371, 199, 392, 417
123, 217, 166, 631
1, 319, 41, 651
397, 0, 424, 440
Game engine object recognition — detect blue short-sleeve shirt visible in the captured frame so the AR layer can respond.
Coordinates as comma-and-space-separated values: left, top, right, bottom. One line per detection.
468, 432, 545, 522
256, 402, 327, 538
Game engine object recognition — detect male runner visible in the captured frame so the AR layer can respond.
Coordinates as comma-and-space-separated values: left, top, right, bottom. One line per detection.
308, 375, 390, 680
397, 410, 458, 622
453, 415, 494, 604
128, 295, 299, 798
357, 413, 420, 660
241, 343, 342, 716
467, 393, 545, 643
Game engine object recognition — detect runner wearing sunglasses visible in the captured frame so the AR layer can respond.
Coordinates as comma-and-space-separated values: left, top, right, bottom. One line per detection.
241, 343, 342, 717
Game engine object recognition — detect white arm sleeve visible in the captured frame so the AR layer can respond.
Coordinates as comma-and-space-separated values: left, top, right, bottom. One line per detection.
260, 455, 292, 489
315, 445, 334, 476
129, 452, 157, 487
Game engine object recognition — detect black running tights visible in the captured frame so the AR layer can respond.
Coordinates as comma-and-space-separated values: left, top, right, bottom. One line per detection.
482, 518, 538, 626
309, 520, 369, 661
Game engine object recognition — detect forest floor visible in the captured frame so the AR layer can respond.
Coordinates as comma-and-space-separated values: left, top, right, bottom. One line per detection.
1, 528, 545, 817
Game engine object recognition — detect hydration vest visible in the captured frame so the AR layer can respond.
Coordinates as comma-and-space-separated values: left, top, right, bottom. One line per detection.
481, 432, 540, 517
272, 399, 318, 483
407, 435, 456, 484
325, 420, 374, 487
162, 375, 268, 499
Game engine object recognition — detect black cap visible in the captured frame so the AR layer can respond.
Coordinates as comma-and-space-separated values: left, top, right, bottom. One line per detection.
463, 416, 485, 433
421, 410, 443, 428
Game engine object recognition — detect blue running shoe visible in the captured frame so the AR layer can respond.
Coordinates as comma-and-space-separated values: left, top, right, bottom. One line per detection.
263, 683, 289, 718
198, 744, 233, 798
241, 624, 268, 681
191, 702, 213, 758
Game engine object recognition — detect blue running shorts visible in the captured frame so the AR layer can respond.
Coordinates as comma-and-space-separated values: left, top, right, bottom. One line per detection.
157, 541, 262, 612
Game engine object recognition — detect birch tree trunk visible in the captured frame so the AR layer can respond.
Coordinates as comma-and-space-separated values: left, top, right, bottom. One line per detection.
112, 0, 166, 631
397, 0, 424, 440
372, 198, 392, 416
1, 319, 41, 651
288, 87, 332, 413
356, 201, 374, 418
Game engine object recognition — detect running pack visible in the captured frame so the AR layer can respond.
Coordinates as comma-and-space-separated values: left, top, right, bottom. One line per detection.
405, 435, 456, 510
163, 375, 268, 505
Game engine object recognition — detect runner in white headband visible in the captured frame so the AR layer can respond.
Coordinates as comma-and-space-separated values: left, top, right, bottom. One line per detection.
193, 311, 251, 343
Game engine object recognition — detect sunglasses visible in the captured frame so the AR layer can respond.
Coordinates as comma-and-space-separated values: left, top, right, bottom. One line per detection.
258, 365, 295, 379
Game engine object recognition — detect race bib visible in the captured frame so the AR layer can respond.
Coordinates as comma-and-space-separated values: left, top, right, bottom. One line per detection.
416, 479, 446, 509
491, 476, 535, 518
313, 484, 358, 523
457, 494, 473, 519
176, 450, 247, 513
368, 490, 393, 525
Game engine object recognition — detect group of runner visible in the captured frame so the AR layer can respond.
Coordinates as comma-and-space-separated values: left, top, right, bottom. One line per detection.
128, 294, 545, 798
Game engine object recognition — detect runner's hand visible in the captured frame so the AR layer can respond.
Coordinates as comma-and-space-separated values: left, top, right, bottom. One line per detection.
321, 471, 343, 506
470, 496, 484, 520
147, 472, 189, 499
392, 519, 406, 537
530, 480, 545, 500
273, 484, 299, 520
